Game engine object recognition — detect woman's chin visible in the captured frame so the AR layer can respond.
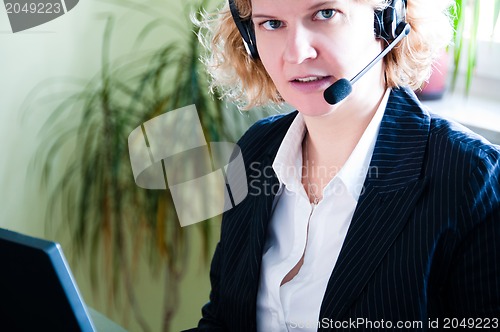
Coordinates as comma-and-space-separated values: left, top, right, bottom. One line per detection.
291, 98, 338, 118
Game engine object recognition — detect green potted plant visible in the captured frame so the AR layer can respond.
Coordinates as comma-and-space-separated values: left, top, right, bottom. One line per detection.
29, 0, 269, 331
450, 0, 499, 93
418, 0, 500, 100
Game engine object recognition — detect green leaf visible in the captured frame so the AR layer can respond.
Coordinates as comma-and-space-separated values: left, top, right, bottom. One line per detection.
493, 0, 500, 37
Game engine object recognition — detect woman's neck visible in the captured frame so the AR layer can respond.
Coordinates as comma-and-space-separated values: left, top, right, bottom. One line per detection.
302, 83, 386, 172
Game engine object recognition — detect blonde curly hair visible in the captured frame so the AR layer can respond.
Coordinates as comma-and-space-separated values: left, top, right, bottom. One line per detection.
197, 0, 454, 109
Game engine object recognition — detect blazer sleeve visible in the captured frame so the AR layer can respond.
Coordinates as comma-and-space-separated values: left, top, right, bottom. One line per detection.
444, 147, 500, 317
196, 241, 227, 330
182, 241, 225, 331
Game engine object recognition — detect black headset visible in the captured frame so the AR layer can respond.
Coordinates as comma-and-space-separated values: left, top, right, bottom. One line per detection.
228, 0, 259, 59
228, 0, 408, 60
374, 0, 408, 41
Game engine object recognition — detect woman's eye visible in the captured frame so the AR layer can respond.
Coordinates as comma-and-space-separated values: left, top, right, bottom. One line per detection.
314, 9, 336, 20
262, 20, 283, 30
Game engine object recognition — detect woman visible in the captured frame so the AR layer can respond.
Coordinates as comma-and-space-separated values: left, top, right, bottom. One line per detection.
190, 0, 500, 330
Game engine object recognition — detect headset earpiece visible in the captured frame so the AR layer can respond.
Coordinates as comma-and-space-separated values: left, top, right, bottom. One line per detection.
228, 0, 259, 59
374, 0, 407, 41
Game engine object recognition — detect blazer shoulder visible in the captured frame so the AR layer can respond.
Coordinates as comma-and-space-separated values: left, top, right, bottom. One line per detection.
426, 113, 500, 218
236, 111, 298, 162
428, 112, 500, 161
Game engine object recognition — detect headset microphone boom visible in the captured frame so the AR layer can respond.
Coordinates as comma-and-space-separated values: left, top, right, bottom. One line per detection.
323, 22, 411, 105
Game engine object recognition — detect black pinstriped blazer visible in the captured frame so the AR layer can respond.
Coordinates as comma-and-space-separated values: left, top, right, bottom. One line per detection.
193, 87, 500, 331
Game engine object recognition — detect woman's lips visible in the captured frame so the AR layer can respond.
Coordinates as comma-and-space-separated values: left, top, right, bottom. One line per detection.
289, 75, 334, 93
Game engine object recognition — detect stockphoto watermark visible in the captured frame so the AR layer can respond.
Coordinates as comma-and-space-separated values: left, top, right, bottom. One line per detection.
128, 104, 248, 227
289, 317, 500, 330
128, 105, 381, 227
290, 318, 424, 330
3, 0, 79, 33
247, 161, 380, 197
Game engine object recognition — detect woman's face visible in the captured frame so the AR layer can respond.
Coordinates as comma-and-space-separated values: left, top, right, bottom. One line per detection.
251, 0, 384, 116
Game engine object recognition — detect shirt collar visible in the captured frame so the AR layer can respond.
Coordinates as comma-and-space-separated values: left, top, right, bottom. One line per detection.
335, 88, 390, 201
272, 112, 306, 192
272, 88, 391, 200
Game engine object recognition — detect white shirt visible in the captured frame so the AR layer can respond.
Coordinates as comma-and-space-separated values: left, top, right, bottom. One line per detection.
256, 89, 390, 332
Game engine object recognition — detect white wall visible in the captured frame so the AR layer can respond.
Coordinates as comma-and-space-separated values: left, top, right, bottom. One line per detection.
0, 1, 218, 331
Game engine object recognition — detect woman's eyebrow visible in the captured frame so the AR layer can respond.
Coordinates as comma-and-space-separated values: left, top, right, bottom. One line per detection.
252, 1, 340, 19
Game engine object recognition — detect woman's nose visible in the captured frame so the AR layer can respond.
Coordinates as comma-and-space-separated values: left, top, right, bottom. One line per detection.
283, 26, 318, 64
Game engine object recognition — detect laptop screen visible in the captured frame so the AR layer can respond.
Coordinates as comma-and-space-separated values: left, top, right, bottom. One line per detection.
0, 228, 96, 332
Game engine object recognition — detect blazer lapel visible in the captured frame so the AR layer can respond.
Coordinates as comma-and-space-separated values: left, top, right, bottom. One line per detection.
236, 112, 298, 313
320, 87, 431, 322
247, 153, 280, 284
